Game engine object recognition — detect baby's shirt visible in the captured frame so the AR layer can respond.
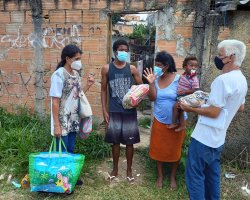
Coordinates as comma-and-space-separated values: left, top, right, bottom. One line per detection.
177, 74, 199, 95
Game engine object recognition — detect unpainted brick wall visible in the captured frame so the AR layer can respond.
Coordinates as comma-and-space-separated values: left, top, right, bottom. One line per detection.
0, 0, 196, 118
3, 0, 248, 120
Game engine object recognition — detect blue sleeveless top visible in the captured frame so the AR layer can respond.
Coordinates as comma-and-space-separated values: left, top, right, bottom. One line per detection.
108, 62, 135, 113
154, 74, 187, 124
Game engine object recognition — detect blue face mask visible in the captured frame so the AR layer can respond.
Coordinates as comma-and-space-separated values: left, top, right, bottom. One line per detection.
154, 66, 163, 77
117, 51, 128, 62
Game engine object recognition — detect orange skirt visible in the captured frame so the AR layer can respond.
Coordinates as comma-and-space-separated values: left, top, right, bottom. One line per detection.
149, 118, 186, 162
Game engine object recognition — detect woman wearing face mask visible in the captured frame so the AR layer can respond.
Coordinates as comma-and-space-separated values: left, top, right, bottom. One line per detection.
143, 51, 186, 190
50, 44, 94, 155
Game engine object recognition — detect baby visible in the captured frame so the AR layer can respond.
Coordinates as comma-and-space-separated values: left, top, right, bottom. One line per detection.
168, 56, 200, 132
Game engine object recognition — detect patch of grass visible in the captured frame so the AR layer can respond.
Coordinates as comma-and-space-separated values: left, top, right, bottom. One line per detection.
138, 117, 151, 129
179, 128, 192, 170
0, 107, 51, 176
0, 107, 111, 177
76, 132, 111, 160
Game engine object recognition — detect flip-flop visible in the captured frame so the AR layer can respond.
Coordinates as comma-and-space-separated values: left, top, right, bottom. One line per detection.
126, 177, 135, 184
107, 174, 116, 182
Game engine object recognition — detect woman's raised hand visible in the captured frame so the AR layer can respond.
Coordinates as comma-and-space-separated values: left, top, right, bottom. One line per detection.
143, 68, 156, 84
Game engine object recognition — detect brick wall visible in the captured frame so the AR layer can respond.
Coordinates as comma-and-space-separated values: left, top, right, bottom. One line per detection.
0, 0, 196, 118
2, 0, 229, 119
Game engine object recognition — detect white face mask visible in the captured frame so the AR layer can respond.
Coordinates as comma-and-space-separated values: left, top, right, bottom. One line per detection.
71, 60, 82, 70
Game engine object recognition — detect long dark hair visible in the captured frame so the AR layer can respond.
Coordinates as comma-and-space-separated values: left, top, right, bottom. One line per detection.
56, 44, 82, 70
155, 51, 177, 73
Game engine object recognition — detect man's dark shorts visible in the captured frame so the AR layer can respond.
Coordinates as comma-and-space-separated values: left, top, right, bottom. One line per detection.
105, 112, 140, 145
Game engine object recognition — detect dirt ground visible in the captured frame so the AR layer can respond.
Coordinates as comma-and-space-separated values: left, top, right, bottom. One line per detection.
95, 125, 150, 185
95, 153, 146, 186
1, 153, 250, 200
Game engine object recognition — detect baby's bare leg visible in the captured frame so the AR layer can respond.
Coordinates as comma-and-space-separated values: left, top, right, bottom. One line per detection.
175, 109, 186, 132
168, 102, 179, 129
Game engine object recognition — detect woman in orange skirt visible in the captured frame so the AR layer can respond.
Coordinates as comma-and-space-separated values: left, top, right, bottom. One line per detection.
144, 51, 186, 189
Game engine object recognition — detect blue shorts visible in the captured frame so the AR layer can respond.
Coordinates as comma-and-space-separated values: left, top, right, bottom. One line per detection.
105, 112, 140, 145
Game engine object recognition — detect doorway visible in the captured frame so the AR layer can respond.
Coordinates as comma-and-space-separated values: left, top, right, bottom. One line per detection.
109, 11, 157, 116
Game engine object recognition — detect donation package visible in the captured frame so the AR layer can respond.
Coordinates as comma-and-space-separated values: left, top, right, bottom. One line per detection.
179, 90, 209, 107
122, 84, 149, 109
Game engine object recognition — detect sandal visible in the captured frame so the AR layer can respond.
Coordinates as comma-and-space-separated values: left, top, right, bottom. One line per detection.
107, 174, 117, 182
126, 177, 135, 185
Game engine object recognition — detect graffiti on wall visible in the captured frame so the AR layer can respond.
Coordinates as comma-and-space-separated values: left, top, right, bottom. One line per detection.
0, 24, 83, 51
0, 69, 50, 99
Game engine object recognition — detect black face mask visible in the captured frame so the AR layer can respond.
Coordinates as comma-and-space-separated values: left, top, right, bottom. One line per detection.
214, 55, 232, 70
214, 56, 225, 70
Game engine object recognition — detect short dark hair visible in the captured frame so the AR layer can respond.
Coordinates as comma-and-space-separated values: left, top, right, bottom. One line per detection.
182, 56, 198, 68
113, 39, 129, 52
155, 51, 177, 73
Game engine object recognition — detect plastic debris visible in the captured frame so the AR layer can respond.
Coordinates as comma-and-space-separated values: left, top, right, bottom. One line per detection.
241, 183, 250, 195
20, 174, 30, 188
6, 174, 12, 184
224, 172, 236, 179
12, 181, 21, 188
146, 125, 151, 129
0, 173, 5, 181
136, 174, 140, 177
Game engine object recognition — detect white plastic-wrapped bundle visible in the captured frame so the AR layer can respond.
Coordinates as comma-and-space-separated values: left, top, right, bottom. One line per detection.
122, 84, 149, 109
179, 90, 209, 107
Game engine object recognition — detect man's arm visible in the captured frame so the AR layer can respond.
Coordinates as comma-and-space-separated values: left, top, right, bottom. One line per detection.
101, 64, 109, 123
239, 104, 245, 112
180, 103, 221, 118
130, 65, 143, 84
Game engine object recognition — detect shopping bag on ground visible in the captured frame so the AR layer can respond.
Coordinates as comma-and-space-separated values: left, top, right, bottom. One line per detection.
122, 84, 149, 109
29, 137, 85, 194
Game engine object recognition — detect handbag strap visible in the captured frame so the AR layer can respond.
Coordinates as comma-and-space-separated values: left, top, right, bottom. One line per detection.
49, 137, 68, 156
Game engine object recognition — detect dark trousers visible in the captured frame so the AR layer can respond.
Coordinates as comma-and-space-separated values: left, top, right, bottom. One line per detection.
56, 132, 77, 153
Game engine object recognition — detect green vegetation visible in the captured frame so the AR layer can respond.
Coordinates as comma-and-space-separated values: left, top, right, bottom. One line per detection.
0, 107, 111, 177
111, 14, 122, 25
179, 128, 192, 170
127, 24, 156, 45
138, 116, 151, 129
